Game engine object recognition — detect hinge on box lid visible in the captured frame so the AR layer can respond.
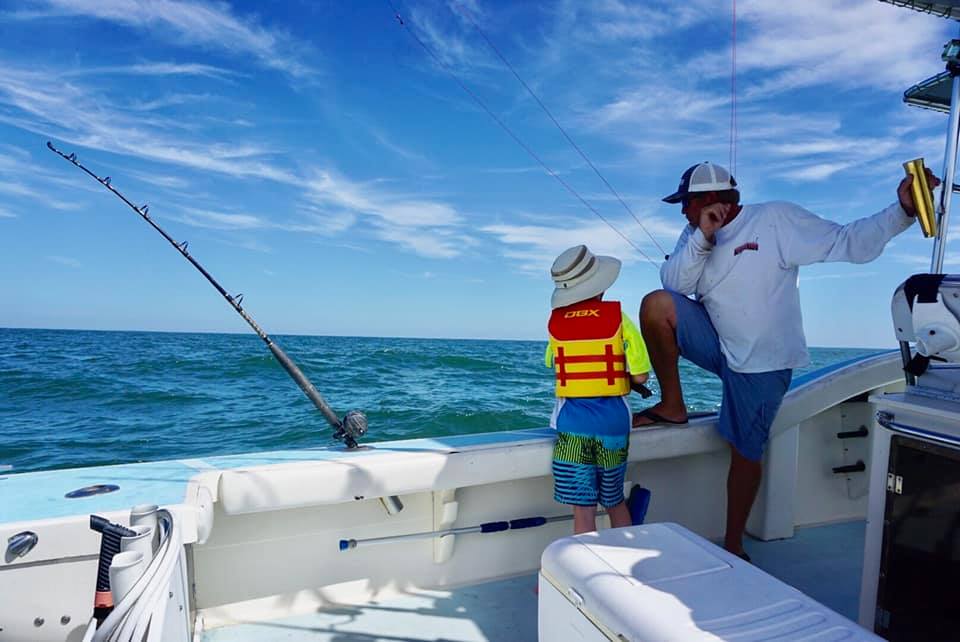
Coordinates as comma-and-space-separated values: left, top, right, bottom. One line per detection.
887, 474, 903, 494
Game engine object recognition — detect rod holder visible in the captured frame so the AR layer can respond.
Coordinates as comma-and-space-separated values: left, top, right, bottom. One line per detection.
837, 426, 869, 439
120, 525, 155, 567
129, 504, 160, 552
380, 496, 404, 515
832, 461, 866, 474
108, 551, 144, 603
5, 531, 38, 562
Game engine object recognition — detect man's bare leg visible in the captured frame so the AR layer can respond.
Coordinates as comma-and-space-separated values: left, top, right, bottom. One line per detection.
724, 445, 762, 556
634, 290, 687, 425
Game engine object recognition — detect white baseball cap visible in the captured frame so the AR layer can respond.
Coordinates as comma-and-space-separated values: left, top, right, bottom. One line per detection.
662, 161, 737, 204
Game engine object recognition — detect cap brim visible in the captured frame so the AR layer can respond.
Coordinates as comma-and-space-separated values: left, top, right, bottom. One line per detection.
551, 256, 621, 309
662, 191, 685, 204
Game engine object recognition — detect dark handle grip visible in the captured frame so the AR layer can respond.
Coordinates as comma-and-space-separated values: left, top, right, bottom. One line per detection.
837, 426, 869, 439
480, 521, 509, 533
832, 460, 866, 474
510, 517, 547, 529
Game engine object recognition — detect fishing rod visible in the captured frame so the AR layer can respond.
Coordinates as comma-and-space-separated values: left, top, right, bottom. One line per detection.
46, 141, 368, 449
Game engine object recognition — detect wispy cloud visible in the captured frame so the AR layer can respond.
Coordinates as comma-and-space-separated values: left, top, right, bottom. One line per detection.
303, 169, 474, 258
374, 223, 473, 259
367, 127, 429, 163
122, 170, 191, 190
542, 0, 951, 192
0, 179, 81, 210
479, 165, 552, 175
551, 0, 717, 46
407, 3, 491, 74
61, 62, 239, 80
734, 0, 949, 96
127, 93, 215, 112
294, 205, 357, 235
0, 206, 17, 218
176, 206, 352, 236
0, 143, 31, 160
175, 182, 473, 260
592, 88, 728, 129
482, 213, 680, 273
19, 0, 317, 78
179, 209, 265, 230
304, 170, 462, 228
0, 63, 297, 182
216, 237, 272, 253
0, 56, 474, 260
780, 162, 858, 182
46, 255, 81, 268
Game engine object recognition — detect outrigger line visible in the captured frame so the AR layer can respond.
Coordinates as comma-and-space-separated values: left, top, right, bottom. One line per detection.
386, 0, 662, 269
46, 141, 368, 449
449, 2, 669, 260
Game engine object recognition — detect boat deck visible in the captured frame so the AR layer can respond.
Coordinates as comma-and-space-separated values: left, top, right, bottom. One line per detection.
201, 520, 867, 641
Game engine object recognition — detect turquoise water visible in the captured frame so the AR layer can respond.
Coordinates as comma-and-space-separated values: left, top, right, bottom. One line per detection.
0, 328, 883, 473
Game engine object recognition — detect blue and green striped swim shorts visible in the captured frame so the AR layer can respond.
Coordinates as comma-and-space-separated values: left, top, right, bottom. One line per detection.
551, 396, 630, 507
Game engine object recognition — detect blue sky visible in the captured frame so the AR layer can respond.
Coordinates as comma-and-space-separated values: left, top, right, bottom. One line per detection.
0, 0, 956, 346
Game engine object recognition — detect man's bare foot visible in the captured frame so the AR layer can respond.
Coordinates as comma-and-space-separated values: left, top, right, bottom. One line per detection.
632, 405, 688, 427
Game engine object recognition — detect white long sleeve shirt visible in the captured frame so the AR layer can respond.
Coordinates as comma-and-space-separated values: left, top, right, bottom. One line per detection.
661, 201, 914, 373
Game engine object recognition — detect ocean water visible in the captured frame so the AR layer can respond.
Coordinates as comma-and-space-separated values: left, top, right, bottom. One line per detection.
0, 328, 884, 474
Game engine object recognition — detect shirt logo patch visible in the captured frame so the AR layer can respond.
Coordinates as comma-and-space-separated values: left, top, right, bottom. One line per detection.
734, 242, 759, 256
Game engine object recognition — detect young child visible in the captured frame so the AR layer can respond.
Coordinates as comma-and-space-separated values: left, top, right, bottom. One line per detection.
546, 244, 651, 534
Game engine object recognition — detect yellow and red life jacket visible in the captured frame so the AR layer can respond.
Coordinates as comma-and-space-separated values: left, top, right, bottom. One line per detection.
548, 300, 628, 398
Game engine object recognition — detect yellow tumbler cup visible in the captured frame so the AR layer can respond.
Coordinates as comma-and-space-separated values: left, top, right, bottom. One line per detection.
903, 158, 937, 238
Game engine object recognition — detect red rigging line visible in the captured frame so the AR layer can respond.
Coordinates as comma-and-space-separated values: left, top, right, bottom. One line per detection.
729, 0, 738, 177
385, 0, 664, 268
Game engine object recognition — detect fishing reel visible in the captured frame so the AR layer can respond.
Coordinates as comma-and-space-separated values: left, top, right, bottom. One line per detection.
335, 410, 368, 449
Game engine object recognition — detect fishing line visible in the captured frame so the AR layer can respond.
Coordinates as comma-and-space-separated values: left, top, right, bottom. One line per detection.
385, 0, 661, 268
46, 141, 368, 449
450, 2, 668, 259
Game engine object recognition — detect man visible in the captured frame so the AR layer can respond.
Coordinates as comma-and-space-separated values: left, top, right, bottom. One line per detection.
634, 161, 937, 559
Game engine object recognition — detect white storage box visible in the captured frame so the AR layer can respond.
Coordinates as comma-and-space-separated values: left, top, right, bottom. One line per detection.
538, 522, 881, 641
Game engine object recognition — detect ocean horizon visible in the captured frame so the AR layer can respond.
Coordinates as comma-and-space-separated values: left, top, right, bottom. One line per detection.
0, 324, 892, 349
0, 327, 890, 474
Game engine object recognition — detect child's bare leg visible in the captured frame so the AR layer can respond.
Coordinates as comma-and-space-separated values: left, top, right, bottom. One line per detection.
606, 501, 632, 529
573, 505, 597, 534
